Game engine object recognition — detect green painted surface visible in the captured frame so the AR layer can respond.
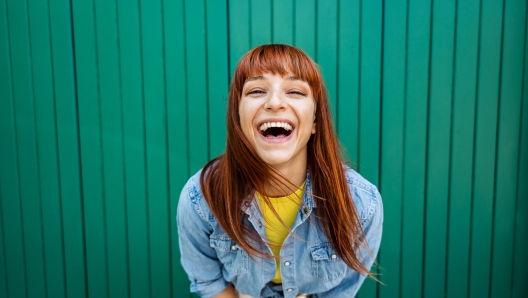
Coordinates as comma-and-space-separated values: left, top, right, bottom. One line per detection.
28, 0, 67, 296
116, 0, 150, 297
424, 0, 456, 296
512, 17, 528, 297
95, 1, 128, 297
316, 0, 338, 122
379, 0, 406, 296
469, 1, 503, 297
165, 1, 190, 296
0, 2, 27, 297
491, 0, 526, 296
401, 0, 431, 296
7, 0, 47, 297
336, 0, 360, 165
1, 0, 527, 297
446, 0, 480, 297
356, 0, 382, 297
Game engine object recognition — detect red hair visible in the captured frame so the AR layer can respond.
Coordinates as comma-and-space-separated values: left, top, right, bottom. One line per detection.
200, 44, 372, 277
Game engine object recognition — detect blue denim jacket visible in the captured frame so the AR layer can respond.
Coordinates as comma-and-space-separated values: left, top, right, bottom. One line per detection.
177, 166, 383, 298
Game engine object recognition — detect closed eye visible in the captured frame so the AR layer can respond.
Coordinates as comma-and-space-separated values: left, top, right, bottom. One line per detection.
247, 89, 266, 96
288, 90, 306, 96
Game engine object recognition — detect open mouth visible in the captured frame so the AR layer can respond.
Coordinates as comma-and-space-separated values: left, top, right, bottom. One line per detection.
259, 122, 294, 138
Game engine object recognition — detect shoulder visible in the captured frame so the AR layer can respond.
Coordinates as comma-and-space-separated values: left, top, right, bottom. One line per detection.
180, 169, 202, 200
178, 168, 215, 224
343, 165, 382, 224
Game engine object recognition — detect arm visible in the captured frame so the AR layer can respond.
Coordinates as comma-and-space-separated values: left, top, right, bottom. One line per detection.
213, 284, 237, 298
317, 188, 384, 297
177, 180, 232, 297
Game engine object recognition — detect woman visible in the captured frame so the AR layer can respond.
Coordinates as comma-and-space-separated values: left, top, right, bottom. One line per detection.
177, 44, 383, 298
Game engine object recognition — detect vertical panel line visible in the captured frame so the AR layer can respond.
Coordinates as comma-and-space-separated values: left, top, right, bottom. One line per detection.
314, 0, 318, 59
0, 1, 13, 294
114, 0, 131, 296
421, 0, 434, 295
292, 0, 294, 44
226, 0, 231, 80
270, 0, 274, 43
137, 0, 152, 293
25, 0, 49, 295
445, 8, 458, 291
444, 0, 459, 295
92, 0, 110, 295
378, 0, 385, 293
335, 0, 340, 132
510, 1, 528, 291
204, 0, 210, 160
467, 0, 484, 294
379, 0, 385, 202
182, 0, 190, 179
248, 0, 252, 46
400, 0, 410, 296
0, 181, 8, 295
47, 0, 69, 294
489, 0, 506, 293
160, 0, 171, 296
68, 0, 89, 295
5, 1, 30, 295
357, 0, 362, 166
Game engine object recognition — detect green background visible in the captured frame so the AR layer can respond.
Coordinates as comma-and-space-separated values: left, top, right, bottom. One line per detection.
1, 0, 527, 297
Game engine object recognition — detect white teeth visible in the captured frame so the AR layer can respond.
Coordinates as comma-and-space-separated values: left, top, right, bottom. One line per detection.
259, 121, 293, 131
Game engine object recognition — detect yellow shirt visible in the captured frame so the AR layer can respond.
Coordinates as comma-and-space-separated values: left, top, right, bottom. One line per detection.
256, 182, 305, 283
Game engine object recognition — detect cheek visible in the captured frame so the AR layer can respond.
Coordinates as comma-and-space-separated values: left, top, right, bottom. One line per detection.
304, 102, 317, 124
238, 100, 254, 135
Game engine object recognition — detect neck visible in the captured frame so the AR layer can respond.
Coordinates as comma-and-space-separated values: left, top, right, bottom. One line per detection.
264, 157, 307, 197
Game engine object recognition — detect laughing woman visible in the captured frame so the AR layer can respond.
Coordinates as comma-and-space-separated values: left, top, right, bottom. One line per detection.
177, 44, 383, 298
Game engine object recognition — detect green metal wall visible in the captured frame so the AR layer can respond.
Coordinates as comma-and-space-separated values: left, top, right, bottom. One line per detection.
0, 0, 526, 297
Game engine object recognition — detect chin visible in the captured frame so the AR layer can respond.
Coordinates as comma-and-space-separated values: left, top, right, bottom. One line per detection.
257, 154, 293, 168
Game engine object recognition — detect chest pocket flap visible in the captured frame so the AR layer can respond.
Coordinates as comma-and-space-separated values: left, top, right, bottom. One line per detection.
210, 236, 236, 252
310, 243, 347, 283
209, 236, 249, 276
311, 243, 339, 261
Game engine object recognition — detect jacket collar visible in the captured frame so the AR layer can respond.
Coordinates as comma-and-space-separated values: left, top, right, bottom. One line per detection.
241, 170, 316, 217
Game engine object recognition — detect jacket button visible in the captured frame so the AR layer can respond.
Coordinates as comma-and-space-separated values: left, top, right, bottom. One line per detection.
231, 245, 237, 251
244, 201, 250, 207
331, 254, 337, 259
287, 288, 293, 292
284, 261, 291, 266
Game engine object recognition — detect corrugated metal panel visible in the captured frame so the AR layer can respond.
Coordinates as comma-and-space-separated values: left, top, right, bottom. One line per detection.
0, 0, 527, 297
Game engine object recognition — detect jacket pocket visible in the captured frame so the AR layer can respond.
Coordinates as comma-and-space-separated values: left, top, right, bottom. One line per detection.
310, 243, 347, 283
210, 236, 249, 275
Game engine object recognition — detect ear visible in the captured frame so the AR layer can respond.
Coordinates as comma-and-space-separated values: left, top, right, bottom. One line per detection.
312, 121, 316, 134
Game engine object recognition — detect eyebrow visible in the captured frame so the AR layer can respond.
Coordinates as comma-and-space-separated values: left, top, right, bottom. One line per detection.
245, 76, 265, 82
284, 75, 303, 81
245, 75, 303, 82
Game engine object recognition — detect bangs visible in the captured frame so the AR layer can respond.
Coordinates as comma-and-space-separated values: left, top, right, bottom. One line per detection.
238, 45, 320, 87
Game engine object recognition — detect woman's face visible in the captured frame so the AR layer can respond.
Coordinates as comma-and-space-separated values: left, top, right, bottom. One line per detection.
239, 72, 316, 170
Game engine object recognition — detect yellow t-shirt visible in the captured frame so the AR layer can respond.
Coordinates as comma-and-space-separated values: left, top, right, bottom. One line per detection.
256, 182, 305, 283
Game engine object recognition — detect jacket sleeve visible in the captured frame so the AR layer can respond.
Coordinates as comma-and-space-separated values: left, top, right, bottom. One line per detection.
316, 187, 384, 297
177, 179, 229, 297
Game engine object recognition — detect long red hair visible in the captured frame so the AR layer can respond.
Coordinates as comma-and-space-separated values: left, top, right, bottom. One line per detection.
200, 44, 372, 277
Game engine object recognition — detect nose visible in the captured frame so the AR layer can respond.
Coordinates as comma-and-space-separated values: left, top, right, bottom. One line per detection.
263, 91, 286, 111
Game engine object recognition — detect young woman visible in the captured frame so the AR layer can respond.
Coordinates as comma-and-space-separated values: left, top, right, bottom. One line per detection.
177, 44, 383, 298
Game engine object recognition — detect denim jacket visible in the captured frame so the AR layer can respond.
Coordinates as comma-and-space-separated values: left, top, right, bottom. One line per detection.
177, 166, 383, 298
